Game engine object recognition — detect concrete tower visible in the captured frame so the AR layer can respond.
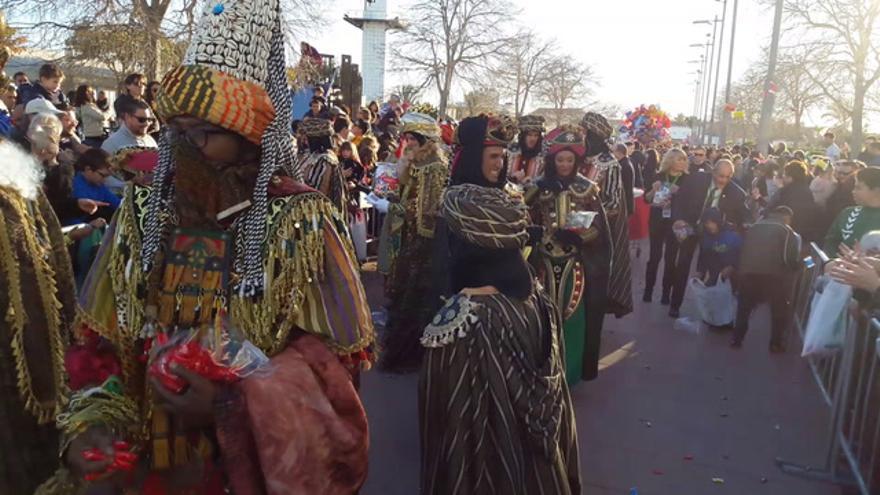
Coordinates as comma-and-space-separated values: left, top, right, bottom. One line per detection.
344, 0, 404, 104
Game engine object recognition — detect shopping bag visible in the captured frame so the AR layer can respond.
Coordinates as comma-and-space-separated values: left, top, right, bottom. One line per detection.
691, 277, 737, 326
802, 279, 851, 356
350, 215, 368, 262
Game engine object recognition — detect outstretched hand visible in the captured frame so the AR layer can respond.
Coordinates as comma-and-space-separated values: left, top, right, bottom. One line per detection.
830, 257, 880, 293
77, 198, 111, 215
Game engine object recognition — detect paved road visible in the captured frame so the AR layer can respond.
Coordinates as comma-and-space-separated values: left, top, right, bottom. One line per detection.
359, 241, 842, 494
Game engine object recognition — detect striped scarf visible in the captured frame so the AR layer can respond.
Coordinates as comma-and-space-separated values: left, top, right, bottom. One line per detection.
441, 184, 530, 250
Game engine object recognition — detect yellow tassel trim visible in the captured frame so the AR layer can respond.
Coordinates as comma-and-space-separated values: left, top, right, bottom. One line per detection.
232, 192, 359, 355
0, 188, 69, 424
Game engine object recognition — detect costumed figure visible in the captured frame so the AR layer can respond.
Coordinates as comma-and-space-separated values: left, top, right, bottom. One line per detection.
0, 139, 77, 495
508, 114, 546, 184
582, 111, 633, 317
420, 183, 582, 494
39, 1, 375, 493
380, 112, 448, 373
525, 125, 611, 383
432, 113, 518, 300
298, 116, 347, 219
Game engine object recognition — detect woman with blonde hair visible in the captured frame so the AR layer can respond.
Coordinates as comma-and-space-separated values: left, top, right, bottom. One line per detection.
642, 147, 690, 303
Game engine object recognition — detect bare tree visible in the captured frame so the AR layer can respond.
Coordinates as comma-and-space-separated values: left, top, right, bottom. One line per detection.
782, 0, 880, 151
4, 0, 326, 81
462, 86, 501, 115
535, 56, 595, 126
64, 23, 184, 82
391, 0, 517, 117
392, 83, 428, 104
490, 30, 556, 118
771, 47, 826, 143
728, 61, 767, 138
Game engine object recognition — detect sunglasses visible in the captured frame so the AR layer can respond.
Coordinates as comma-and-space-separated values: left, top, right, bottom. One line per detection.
134, 116, 156, 124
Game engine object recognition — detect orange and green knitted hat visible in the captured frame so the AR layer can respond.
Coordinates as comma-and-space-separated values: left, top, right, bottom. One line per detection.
156, 65, 275, 145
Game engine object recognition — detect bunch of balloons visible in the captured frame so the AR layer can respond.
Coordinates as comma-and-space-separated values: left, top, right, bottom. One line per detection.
619, 105, 672, 143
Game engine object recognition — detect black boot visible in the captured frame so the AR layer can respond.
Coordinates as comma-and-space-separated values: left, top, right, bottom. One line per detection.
642, 289, 652, 303
660, 292, 670, 305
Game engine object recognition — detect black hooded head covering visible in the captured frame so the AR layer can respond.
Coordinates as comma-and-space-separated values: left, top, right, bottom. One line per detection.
450, 115, 516, 189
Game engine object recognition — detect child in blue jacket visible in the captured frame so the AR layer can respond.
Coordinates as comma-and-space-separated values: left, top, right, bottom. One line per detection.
698, 208, 743, 286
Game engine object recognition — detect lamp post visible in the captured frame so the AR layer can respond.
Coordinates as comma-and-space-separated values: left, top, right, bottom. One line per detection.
757, 0, 784, 153
720, 0, 740, 145
688, 58, 704, 126
691, 37, 713, 144
690, 70, 703, 141
694, 15, 723, 145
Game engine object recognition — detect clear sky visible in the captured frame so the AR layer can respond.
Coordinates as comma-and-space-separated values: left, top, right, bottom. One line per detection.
310, 0, 774, 119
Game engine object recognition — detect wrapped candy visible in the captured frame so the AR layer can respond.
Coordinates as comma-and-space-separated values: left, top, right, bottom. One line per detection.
372, 162, 400, 197
566, 211, 598, 232
148, 319, 270, 394
80, 441, 138, 481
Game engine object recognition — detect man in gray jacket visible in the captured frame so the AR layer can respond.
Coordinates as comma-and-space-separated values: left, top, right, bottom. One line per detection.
732, 206, 802, 352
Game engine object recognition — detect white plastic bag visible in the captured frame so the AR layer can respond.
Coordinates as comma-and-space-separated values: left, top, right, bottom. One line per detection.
674, 316, 704, 334
802, 279, 851, 356
691, 277, 737, 326
365, 193, 390, 213
350, 215, 368, 261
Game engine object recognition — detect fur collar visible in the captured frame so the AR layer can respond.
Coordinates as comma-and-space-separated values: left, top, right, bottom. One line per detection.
406, 141, 447, 167
0, 140, 43, 200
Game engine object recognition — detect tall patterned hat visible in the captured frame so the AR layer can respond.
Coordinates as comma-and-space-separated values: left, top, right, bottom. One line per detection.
301, 117, 333, 138
517, 115, 546, 133
400, 112, 440, 140
484, 114, 517, 147
580, 112, 613, 140
144, 0, 298, 295
544, 125, 586, 158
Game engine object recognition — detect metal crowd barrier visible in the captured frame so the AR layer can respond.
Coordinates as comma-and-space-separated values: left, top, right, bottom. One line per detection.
777, 242, 880, 494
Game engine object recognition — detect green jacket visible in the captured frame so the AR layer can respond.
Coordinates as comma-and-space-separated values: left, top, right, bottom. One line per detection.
824, 206, 880, 257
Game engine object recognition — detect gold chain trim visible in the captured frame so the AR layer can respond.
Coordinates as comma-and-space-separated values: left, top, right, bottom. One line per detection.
232, 192, 367, 355
0, 188, 69, 424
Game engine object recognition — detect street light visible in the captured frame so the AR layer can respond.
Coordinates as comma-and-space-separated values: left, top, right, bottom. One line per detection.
690, 42, 710, 142
720, 0, 740, 145
694, 15, 724, 145
691, 35, 714, 144
758, 0, 785, 152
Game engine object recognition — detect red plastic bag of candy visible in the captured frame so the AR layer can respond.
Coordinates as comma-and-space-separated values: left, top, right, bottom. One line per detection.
148, 319, 271, 394
372, 162, 400, 197
81, 441, 138, 481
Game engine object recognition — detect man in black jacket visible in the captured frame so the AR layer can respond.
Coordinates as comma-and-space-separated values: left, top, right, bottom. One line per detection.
668, 159, 748, 317
613, 143, 636, 216
768, 160, 824, 244
732, 206, 802, 352
628, 141, 645, 188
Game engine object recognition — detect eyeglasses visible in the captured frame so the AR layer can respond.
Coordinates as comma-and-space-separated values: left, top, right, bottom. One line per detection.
134, 115, 156, 124
166, 125, 231, 149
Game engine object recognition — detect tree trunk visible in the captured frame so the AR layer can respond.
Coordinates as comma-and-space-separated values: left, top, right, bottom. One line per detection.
143, 13, 163, 81
438, 68, 455, 119
851, 80, 865, 156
